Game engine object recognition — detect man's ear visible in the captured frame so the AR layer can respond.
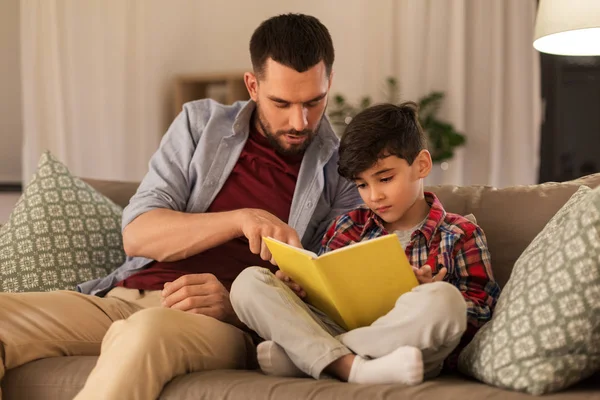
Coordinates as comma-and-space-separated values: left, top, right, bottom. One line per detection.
244, 72, 258, 101
416, 150, 433, 178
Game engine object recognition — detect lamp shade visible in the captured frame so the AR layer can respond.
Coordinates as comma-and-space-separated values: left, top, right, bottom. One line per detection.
534, 0, 600, 56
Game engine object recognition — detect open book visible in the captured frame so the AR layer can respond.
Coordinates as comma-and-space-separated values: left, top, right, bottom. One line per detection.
263, 234, 419, 331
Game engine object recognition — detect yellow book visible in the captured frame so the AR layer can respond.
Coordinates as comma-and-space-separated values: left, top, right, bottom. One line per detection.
263, 234, 419, 331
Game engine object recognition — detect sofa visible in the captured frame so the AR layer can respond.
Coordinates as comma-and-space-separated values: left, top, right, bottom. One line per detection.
3, 174, 600, 400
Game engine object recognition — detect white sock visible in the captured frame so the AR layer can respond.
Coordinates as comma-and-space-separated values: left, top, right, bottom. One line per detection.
348, 346, 424, 385
257, 341, 307, 377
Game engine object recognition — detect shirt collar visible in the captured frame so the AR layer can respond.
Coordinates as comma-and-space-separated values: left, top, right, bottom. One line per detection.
361, 191, 446, 245
362, 209, 387, 238
418, 192, 446, 246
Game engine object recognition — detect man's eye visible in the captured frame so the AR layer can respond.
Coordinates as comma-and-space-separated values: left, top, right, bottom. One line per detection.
275, 103, 290, 109
305, 101, 320, 108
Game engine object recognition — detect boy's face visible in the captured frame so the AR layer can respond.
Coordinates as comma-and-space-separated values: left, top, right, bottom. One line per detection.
244, 59, 332, 156
353, 152, 432, 231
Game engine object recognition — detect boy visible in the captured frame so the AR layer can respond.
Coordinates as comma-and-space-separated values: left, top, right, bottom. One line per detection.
230, 103, 500, 385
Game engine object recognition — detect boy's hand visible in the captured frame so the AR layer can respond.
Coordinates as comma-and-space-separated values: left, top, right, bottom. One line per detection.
413, 264, 447, 285
275, 270, 306, 299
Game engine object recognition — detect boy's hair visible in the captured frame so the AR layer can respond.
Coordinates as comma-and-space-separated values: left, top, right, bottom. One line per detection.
250, 14, 334, 79
338, 102, 427, 180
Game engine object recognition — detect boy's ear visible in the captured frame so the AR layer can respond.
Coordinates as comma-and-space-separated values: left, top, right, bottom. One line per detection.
416, 150, 433, 178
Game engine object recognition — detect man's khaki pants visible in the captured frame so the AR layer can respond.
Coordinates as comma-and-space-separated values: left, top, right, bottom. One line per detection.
0, 287, 256, 400
231, 267, 467, 380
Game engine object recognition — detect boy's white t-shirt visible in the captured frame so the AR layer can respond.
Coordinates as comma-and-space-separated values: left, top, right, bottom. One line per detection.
393, 215, 428, 250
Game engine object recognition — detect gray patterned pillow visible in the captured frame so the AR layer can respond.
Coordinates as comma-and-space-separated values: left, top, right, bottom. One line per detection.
0, 151, 126, 292
458, 185, 600, 395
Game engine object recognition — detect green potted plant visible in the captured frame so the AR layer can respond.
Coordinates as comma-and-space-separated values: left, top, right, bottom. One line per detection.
328, 77, 466, 163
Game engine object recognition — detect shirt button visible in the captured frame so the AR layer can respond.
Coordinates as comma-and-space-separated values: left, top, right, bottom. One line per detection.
306, 201, 313, 208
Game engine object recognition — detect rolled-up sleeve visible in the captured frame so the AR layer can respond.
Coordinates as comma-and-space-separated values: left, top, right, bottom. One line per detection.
121, 106, 198, 231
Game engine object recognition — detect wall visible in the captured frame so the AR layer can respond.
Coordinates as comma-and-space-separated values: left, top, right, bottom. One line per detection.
20, 0, 395, 182
0, 0, 22, 183
19, 1, 539, 186
141, 0, 394, 134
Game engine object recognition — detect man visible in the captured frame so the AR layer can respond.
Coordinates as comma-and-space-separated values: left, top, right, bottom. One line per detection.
0, 13, 360, 400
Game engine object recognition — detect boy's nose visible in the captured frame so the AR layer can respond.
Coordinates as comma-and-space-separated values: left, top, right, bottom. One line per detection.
370, 188, 385, 202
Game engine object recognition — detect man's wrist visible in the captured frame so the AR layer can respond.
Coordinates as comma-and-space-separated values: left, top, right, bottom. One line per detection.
229, 209, 248, 237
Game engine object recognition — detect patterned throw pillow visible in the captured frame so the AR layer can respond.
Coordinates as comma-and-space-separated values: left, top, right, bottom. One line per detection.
0, 151, 126, 292
458, 185, 600, 395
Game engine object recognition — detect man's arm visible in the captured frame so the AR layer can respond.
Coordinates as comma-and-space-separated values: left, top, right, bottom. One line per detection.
123, 208, 240, 262
124, 207, 301, 262
122, 102, 301, 262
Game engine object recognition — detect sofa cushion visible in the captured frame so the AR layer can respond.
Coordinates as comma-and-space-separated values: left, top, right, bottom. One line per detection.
0, 152, 125, 292
3, 357, 600, 400
458, 185, 600, 394
427, 172, 600, 288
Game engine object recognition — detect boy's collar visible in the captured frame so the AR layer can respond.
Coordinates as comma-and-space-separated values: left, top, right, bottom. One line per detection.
417, 192, 446, 246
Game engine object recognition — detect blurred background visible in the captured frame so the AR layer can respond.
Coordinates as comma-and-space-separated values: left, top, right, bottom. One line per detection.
0, 0, 598, 201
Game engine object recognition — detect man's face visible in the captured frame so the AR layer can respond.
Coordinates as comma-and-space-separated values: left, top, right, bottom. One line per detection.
246, 59, 332, 156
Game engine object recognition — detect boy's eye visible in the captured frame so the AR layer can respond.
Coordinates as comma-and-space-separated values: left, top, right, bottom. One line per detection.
355, 183, 367, 189
380, 176, 393, 183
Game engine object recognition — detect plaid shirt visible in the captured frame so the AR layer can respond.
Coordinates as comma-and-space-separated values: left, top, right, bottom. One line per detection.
319, 192, 501, 366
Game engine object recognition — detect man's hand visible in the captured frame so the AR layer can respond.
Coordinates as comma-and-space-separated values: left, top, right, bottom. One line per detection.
412, 264, 447, 285
161, 273, 242, 327
239, 208, 302, 264
275, 270, 306, 299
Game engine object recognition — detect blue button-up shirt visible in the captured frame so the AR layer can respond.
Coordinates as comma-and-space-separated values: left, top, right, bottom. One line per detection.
78, 99, 361, 296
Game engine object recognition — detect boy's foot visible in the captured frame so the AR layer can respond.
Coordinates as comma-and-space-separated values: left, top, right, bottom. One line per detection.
257, 341, 307, 377
348, 346, 424, 385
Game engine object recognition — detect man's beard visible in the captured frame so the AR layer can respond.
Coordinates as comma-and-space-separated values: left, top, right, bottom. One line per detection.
255, 102, 324, 157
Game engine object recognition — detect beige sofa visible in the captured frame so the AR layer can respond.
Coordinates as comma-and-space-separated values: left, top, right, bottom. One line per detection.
3, 175, 600, 399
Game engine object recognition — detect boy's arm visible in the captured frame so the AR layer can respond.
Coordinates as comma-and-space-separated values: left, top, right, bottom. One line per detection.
452, 226, 501, 345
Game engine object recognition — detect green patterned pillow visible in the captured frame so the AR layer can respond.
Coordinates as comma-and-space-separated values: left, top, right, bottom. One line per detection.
0, 151, 126, 292
458, 185, 600, 395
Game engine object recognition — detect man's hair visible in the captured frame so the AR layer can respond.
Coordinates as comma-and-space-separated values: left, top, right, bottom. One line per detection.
250, 13, 334, 79
338, 102, 427, 180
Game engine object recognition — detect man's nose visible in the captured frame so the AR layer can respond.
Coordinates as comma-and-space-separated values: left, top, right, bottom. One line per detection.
289, 105, 308, 132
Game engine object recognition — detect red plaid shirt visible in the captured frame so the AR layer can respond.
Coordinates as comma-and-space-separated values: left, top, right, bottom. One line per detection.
320, 192, 500, 367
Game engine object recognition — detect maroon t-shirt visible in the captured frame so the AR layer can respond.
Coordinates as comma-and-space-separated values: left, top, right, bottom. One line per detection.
117, 126, 303, 291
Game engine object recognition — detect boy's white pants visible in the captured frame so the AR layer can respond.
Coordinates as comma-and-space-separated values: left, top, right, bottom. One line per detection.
231, 266, 467, 379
